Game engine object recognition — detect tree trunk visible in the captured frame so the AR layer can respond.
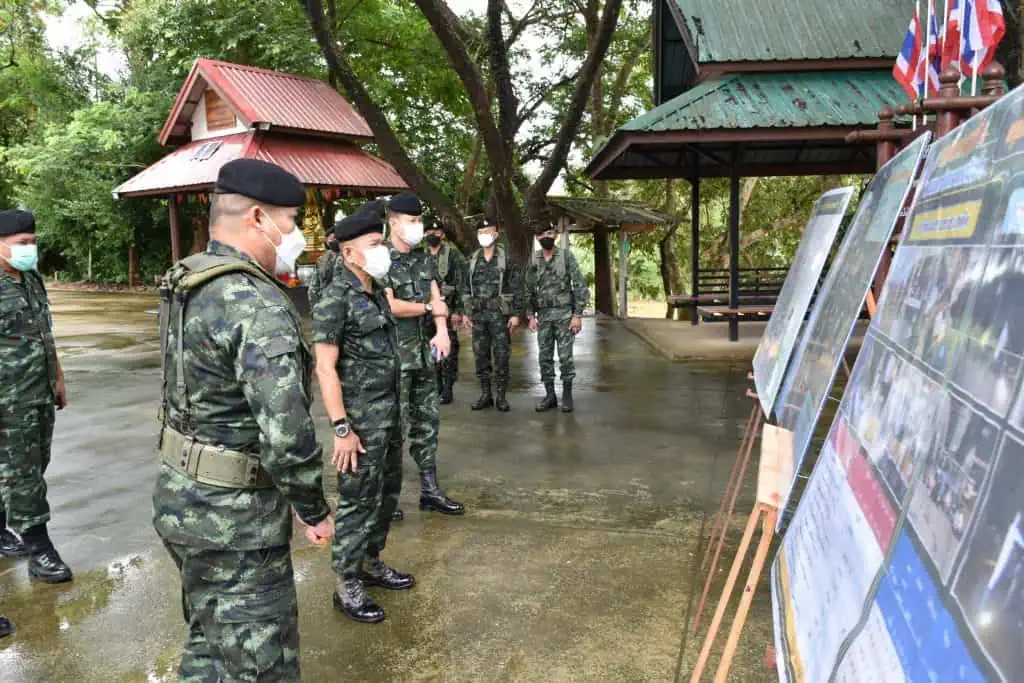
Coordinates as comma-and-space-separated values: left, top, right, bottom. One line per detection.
128, 244, 139, 288
659, 180, 683, 319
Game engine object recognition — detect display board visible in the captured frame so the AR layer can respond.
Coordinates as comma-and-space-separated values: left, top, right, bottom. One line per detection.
753, 187, 855, 415
772, 85, 1024, 683
774, 134, 931, 510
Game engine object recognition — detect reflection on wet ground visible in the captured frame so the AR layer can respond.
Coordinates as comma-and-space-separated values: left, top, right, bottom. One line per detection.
1, 290, 774, 682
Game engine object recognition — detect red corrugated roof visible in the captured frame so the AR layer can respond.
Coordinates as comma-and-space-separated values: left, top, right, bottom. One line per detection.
114, 132, 408, 198
159, 59, 374, 146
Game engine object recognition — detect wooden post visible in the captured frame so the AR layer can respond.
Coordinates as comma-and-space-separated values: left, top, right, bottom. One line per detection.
690, 176, 701, 326
593, 226, 614, 316
727, 151, 741, 342
169, 195, 182, 264
936, 66, 962, 137
127, 244, 139, 288
618, 232, 629, 319
876, 107, 896, 170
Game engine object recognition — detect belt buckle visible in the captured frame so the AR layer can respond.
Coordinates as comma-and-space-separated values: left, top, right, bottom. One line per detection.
180, 436, 201, 473
244, 456, 261, 487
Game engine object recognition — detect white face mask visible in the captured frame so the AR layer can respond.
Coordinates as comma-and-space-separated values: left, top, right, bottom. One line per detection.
478, 233, 497, 248
402, 221, 424, 247
260, 213, 306, 275
362, 245, 392, 279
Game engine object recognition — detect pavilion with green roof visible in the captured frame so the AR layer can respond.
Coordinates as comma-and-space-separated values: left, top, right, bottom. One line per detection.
586, 0, 912, 340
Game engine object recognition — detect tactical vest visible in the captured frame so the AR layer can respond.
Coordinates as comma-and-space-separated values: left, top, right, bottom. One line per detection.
468, 246, 515, 314
156, 253, 297, 488
436, 245, 456, 299
530, 248, 574, 310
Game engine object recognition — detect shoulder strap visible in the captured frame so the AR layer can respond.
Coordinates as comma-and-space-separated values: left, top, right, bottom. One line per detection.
438, 245, 450, 280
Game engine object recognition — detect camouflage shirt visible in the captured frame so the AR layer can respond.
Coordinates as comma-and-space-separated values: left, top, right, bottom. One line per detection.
427, 243, 467, 316
153, 241, 330, 551
467, 247, 524, 315
380, 243, 437, 371
525, 247, 589, 322
307, 249, 338, 309
0, 269, 57, 408
310, 264, 400, 430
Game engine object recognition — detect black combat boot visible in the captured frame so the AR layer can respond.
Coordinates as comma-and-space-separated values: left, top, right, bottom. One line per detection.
360, 556, 416, 591
333, 578, 386, 623
535, 381, 558, 412
392, 508, 404, 522
471, 381, 494, 411
561, 381, 574, 413
23, 525, 72, 584
419, 468, 466, 515
495, 381, 510, 412
439, 378, 454, 405
0, 616, 12, 638
0, 512, 26, 558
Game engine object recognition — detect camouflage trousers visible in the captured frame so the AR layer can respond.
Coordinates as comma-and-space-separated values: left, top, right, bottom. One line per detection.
399, 366, 440, 473
333, 418, 402, 578
537, 314, 577, 383
435, 321, 460, 388
471, 310, 511, 386
162, 542, 300, 682
0, 404, 54, 533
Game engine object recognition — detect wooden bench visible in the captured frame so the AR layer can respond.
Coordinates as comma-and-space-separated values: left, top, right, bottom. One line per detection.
669, 267, 789, 324
697, 303, 777, 323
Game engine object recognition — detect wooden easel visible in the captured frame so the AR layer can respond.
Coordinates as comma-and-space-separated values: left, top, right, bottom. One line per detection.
689, 425, 793, 683
693, 376, 764, 633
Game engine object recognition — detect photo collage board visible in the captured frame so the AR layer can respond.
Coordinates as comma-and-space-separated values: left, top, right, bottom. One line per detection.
753, 186, 854, 417
772, 85, 1024, 683
774, 134, 931, 513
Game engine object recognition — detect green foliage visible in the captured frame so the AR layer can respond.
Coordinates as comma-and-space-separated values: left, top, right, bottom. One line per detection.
5, 88, 171, 281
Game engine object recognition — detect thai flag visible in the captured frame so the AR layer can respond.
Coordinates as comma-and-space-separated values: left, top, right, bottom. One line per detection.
961, 0, 1000, 76
918, 0, 942, 95
894, 8, 923, 100
942, 0, 962, 71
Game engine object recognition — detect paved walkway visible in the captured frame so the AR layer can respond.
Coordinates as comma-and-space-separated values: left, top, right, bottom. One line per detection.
0, 291, 774, 682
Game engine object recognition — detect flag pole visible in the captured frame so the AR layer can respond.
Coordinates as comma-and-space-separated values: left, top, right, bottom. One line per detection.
972, 52, 979, 95
959, 0, 967, 90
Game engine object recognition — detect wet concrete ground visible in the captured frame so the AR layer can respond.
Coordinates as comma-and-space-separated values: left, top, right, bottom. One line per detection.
0, 291, 773, 682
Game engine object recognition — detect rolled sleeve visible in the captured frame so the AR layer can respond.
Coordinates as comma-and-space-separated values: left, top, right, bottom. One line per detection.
311, 279, 348, 346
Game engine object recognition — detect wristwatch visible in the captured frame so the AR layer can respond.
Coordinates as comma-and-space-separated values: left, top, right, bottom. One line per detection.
332, 418, 351, 438
424, 302, 433, 316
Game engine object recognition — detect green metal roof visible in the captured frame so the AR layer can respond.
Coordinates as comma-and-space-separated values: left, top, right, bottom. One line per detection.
545, 197, 677, 228
623, 70, 908, 132
671, 0, 908, 63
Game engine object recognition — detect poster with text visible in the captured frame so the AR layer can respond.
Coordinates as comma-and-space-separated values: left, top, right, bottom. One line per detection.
774, 134, 931, 512
753, 186, 854, 415
773, 85, 1024, 683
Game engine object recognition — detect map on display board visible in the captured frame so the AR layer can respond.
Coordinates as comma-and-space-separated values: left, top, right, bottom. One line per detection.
773, 134, 931, 512
752, 186, 855, 415
772, 85, 1024, 683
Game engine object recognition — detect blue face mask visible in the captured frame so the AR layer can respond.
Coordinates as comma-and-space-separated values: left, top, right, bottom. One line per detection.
3, 244, 38, 272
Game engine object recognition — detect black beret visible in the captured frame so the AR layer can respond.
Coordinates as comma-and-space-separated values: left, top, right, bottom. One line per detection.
335, 203, 385, 242
476, 216, 497, 230
360, 199, 386, 221
0, 209, 35, 236
214, 159, 305, 207
532, 219, 554, 234
387, 193, 422, 216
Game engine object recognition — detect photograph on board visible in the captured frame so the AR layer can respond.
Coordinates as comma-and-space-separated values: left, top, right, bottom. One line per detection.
952, 433, 1024, 682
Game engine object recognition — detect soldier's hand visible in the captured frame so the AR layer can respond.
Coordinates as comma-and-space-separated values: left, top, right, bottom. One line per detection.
333, 433, 365, 473
569, 316, 583, 334
432, 299, 449, 319
507, 316, 520, 331
303, 517, 334, 546
55, 376, 68, 410
430, 333, 451, 360
528, 317, 538, 333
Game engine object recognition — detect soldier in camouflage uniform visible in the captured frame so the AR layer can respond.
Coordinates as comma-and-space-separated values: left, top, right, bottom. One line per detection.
424, 217, 468, 405
312, 203, 416, 623
525, 221, 589, 413
381, 193, 464, 516
153, 160, 333, 681
467, 217, 522, 412
307, 221, 339, 310
0, 209, 73, 584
